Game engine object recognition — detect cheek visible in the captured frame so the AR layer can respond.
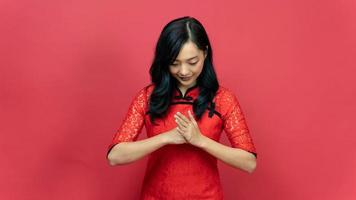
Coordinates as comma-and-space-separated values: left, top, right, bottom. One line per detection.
194, 63, 204, 74
169, 67, 177, 75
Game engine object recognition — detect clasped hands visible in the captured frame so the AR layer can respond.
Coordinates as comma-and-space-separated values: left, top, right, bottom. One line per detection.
173, 110, 205, 147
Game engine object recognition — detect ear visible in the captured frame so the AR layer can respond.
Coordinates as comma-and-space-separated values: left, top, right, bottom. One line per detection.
204, 45, 208, 58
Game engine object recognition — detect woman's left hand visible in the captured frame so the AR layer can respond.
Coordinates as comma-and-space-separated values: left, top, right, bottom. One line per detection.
174, 110, 205, 147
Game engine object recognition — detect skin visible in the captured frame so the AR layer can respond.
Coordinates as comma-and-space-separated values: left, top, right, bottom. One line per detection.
108, 40, 257, 173
169, 40, 207, 96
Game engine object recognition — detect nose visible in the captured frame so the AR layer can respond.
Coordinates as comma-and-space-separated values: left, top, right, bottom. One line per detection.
178, 64, 190, 76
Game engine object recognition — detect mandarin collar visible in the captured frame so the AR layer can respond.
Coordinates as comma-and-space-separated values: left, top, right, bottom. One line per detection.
173, 84, 199, 101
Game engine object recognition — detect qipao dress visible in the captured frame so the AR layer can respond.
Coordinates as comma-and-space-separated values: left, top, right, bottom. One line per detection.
107, 83, 257, 200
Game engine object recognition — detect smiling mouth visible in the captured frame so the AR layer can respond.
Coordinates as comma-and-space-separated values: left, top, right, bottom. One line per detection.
180, 77, 192, 81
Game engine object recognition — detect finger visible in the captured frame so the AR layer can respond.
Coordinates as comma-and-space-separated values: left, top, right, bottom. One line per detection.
188, 110, 194, 121
188, 110, 198, 126
174, 114, 188, 128
177, 123, 187, 131
176, 112, 191, 124
175, 112, 190, 126
176, 126, 186, 134
175, 119, 187, 129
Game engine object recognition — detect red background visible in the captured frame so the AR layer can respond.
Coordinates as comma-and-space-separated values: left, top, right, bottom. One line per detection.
1, 0, 355, 199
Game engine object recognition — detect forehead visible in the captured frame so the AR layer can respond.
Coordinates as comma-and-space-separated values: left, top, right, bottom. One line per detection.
175, 41, 202, 61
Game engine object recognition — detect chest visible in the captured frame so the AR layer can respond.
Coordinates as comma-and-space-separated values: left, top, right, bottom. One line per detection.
144, 103, 223, 140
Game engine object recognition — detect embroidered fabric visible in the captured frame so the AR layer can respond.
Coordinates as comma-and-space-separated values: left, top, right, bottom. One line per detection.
106, 87, 148, 156
219, 88, 257, 157
107, 84, 257, 199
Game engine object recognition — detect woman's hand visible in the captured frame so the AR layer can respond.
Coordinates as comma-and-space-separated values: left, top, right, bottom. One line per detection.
162, 127, 188, 145
174, 110, 205, 147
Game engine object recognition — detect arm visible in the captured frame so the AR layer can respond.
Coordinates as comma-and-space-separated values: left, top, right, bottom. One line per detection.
107, 133, 168, 166
215, 89, 257, 173
106, 86, 149, 166
174, 109, 257, 174
107, 127, 186, 166
197, 135, 256, 173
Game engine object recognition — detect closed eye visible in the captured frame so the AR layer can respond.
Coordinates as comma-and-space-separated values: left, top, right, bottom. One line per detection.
170, 61, 198, 66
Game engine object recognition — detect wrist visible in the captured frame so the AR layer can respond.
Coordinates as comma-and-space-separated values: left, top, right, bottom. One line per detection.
159, 131, 170, 145
194, 134, 208, 149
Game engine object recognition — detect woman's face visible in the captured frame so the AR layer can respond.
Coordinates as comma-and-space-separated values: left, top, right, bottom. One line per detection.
169, 40, 207, 89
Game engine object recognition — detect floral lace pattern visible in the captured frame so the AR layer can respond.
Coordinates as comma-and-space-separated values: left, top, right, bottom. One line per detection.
219, 87, 257, 157
107, 86, 148, 156
107, 84, 257, 199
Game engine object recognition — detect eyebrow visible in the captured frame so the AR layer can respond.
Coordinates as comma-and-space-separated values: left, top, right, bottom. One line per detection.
174, 56, 198, 62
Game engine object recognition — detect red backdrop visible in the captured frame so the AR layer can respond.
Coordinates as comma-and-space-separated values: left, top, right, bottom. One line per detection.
1, 0, 355, 199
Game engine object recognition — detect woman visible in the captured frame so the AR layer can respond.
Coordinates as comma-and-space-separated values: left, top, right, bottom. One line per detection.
107, 16, 257, 200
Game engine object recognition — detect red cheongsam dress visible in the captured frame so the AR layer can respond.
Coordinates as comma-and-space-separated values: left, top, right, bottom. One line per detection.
107, 83, 257, 200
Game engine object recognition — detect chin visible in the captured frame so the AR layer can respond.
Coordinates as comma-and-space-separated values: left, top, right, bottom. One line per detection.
180, 80, 196, 86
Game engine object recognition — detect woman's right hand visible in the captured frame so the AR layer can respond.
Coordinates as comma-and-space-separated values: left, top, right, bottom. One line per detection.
162, 127, 187, 145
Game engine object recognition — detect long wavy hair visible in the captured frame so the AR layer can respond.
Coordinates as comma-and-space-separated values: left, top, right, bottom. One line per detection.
147, 16, 219, 125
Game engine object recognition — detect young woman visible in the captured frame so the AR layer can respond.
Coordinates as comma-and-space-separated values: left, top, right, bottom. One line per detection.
107, 16, 257, 200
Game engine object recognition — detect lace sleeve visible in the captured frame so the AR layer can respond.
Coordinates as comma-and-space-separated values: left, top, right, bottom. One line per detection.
106, 87, 148, 157
222, 90, 257, 158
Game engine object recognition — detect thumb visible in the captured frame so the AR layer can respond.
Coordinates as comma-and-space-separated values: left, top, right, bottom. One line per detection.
188, 110, 198, 126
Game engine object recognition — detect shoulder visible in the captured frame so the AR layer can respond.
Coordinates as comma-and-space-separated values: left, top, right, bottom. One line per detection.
130, 83, 154, 105
215, 85, 238, 102
145, 83, 155, 95
214, 85, 241, 118
128, 84, 154, 112
134, 83, 154, 96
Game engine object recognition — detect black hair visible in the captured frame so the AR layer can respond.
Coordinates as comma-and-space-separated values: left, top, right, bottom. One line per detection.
147, 16, 219, 125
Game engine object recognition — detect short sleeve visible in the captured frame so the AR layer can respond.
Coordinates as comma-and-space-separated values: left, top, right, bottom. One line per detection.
222, 90, 257, 158
106, 87, 148, 157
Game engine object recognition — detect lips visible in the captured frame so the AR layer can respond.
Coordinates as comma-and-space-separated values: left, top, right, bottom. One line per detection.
180, 76, 192, 81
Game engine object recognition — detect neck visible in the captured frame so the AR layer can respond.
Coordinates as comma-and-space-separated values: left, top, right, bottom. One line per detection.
177, 82, 197, 97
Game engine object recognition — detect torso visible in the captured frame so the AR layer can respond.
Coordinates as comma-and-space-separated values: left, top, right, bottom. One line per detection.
139, 84, 229, 200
